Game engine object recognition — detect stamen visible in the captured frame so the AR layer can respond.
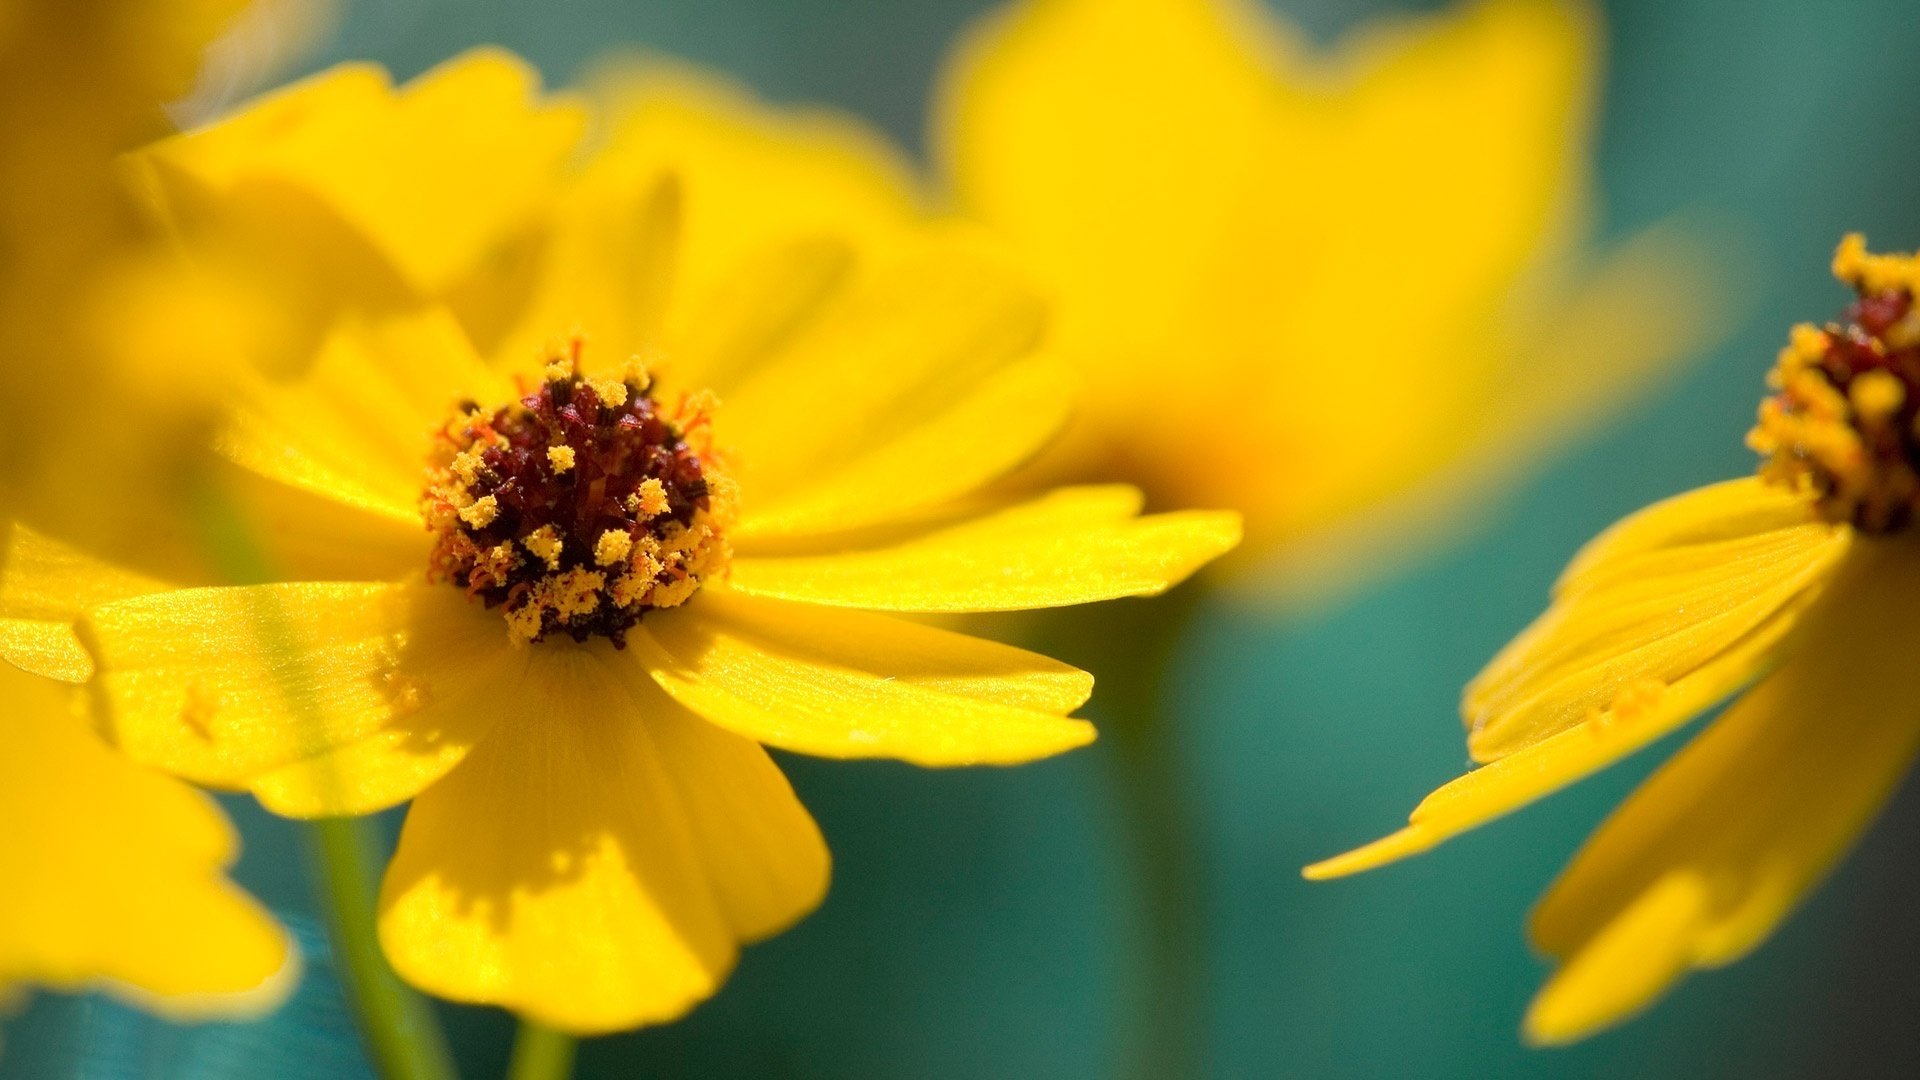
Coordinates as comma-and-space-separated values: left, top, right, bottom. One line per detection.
423, 336, 735, 645
1751, 234, 1920, 532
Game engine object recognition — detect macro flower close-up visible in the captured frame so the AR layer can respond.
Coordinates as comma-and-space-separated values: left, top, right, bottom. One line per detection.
62, 48, 1238, 1038
10, 0, 1920, 1077
1310, 235, 1920, 1045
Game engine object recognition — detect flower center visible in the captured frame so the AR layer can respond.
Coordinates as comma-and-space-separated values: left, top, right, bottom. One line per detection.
1751, 234, 1920, 533
423, 339, 735, 645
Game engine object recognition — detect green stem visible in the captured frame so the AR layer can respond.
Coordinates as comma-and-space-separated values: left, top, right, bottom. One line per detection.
505, 1020, 577, 1080
306, 817, 461, 1080
1042, 586, 1210, 1080
185, 475, 458, 1080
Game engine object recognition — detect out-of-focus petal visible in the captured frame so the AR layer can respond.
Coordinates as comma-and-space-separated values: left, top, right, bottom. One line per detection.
1524, 538, 1920, 1043
0, 663, 294, 1017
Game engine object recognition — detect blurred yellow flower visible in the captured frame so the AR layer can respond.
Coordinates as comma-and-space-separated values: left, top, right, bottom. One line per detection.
936, 0, 1721, 590
0, 521, 293, 1015
73, 51, 1240, 1034
0, 0, 298, 1020
1308, 236, 1920, 1043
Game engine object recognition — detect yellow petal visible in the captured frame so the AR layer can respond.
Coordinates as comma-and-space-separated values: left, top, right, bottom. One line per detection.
713, 238, 1051, 517
937, 0, 1283, 358
1520, 539, 1920, 1044
584, 60, 918, 321
664, 237, 857, 394
1467, 479, 1846, 760
939, 0, 1599, 525
142, 49, 586, 295
0, 664, 294, 1016
631, 587, 1094, 765
466, 165, 685, 372
379, 646, 825, 1034
736, 356, 1075, 541
217, 306, 509, 528
600, 657, 831, 943
84, 580, 523, 816
1522, 874, 1705, 1045
1305, 481, 1846, 879
0, 520, 170, 681
1245, 224, 1734, 603
730, 486, 1242, 611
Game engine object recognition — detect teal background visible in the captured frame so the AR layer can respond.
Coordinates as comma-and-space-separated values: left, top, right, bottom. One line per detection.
8, 1, 1920, 1076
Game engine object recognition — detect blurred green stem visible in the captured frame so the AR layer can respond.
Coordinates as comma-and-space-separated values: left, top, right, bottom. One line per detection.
506, 1020, 577, 1080
187, 475, 458, 1080
306, 817, 461, 1080
1045, 585, 1209, 1080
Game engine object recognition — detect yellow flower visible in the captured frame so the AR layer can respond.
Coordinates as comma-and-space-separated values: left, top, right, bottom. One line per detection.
1306, 235, 1920, 1044
935, 0, 1720, 588
0, 522, 293, 1016
0, 0, 298, 1019
71, 51, 1242, 1034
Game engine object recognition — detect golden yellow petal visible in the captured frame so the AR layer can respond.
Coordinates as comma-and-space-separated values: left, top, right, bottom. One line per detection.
730, 486, 1241, 611
1519, 539, 1920, 1043
1305, 480, 1846, 878
584, 60, 919, 321
1303, 580, 1820, 881
736, 356, 1075, 541
84, 580, 521, 816
0, 520, 171, 681
217, 307, 509, 527
938, 0, 1623, 554
631, 587, 1094, 765
0, 664, 294, 1017
713, 237, 1049, 514
378, 647, 819, 1034
1466, 479, 1846, 760
600, 658, 831, 943
937, 0, 1283, 363
141, 49, 586, 295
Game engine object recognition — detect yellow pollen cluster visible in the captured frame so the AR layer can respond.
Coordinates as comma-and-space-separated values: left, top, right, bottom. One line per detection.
421, 337, 737, 646
1749, 235, 1920, 532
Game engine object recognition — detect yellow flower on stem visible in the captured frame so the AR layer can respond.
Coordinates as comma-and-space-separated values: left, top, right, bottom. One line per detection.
1308, 235, 1920, 1044
934, 2, 1722, 1071
936, 0, 1722, 590
75, 51, 1241, 1036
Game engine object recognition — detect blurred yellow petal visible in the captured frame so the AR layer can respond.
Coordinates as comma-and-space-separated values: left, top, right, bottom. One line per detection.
84, 580, 522, 815
938, 0, 1714, 569
1521, 539, 1920, 1043
714, 239, 1049, 515
1250, 225, 1736, 604
731, 486, 1242, 611
0, 664, 293, 1016
218, 307, 508, 526
585, 60, 918, 317
141, 49, 586, 295
938, 0, 1282, 356
379, 647, 824, 1034
737, 357, 1074, 541
1306, 481, 1845, 879
0, 521, 170, 681
633, 587, 1094, 765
